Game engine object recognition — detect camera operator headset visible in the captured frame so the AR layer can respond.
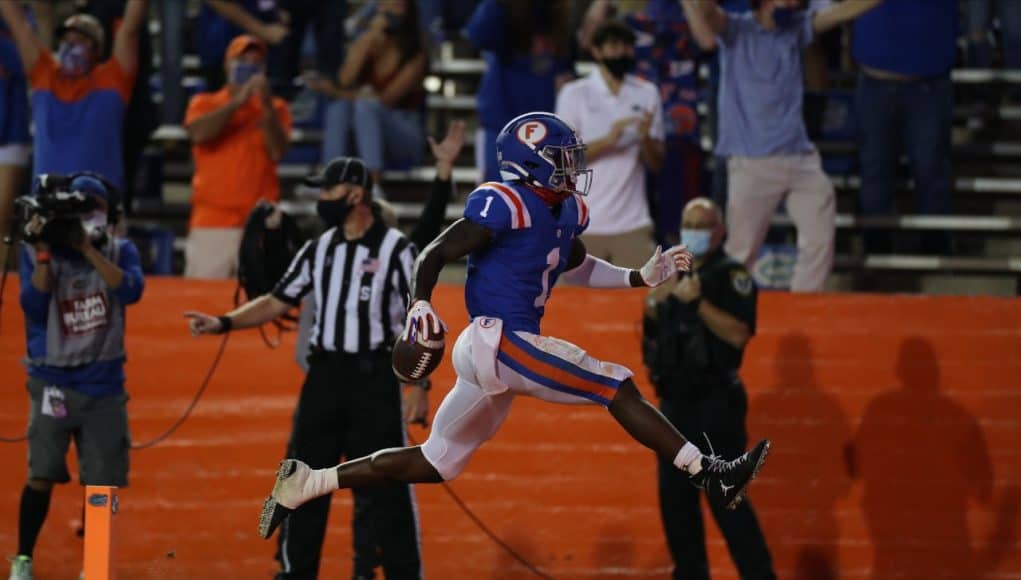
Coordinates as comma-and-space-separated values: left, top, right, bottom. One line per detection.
8, 172, 144, 575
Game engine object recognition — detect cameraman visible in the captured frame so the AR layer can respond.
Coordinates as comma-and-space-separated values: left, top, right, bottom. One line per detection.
642, 197, 774, 580
9, 174, 143, 580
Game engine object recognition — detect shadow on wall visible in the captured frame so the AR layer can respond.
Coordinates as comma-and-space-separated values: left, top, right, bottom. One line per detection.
748, 333, 852, 580
846, 337, 1019, 580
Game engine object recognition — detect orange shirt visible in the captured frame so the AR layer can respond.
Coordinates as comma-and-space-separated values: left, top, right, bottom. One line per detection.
185, 89, 292, 228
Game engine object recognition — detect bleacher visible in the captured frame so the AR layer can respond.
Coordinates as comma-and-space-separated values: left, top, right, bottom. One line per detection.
136, 15, 1021, 296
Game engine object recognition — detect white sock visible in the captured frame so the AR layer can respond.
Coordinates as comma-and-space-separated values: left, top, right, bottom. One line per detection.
674, 442, 703, 476
303, 467, 339, 499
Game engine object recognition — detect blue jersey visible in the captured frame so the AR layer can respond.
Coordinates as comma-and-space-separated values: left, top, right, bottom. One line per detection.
463, 181, 590, 334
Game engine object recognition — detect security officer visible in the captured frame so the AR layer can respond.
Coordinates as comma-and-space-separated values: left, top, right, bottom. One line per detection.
186, 157, 425, 580
642, 197, 775, 580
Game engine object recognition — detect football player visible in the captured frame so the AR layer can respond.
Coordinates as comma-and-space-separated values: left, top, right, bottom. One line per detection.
259, 112, 771, 541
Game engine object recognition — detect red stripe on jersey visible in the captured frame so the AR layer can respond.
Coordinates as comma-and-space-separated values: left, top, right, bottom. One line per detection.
482, 182, 529, 229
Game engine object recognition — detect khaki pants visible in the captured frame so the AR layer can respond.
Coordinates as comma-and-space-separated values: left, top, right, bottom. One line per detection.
724, 153, 835, 292
582, 225, 654, 269
184, 227, 243, 279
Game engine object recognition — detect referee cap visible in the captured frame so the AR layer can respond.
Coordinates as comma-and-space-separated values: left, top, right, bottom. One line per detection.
304, 157, 374, 190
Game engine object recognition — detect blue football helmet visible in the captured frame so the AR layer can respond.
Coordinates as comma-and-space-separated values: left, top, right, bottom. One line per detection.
496, 112, 592, 197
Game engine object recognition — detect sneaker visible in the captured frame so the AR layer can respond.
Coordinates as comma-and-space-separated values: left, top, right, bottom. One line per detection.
8, 555, 33, 580
258, 459, 310, 540
691, 439, 771, 510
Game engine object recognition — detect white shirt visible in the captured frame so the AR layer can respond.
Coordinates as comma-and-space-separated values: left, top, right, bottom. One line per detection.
555, 70, 664, 236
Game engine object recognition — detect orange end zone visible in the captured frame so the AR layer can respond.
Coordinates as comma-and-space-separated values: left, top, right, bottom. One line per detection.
0, 277, 1019, 578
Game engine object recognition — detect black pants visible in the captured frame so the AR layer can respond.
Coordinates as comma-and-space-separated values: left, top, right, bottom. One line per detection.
658, 378, 775, 580
275, 352, 421, 580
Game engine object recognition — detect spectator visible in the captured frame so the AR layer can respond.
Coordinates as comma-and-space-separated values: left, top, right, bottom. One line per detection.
10, 174, 144, 580
627, 0, 705, 246
270, 0, 347, 95
309, 0, 427, 199
642, 197, 775, 580
184, 34, 291, 279
681, 0, 883, 292
0, 0, 147, 193
854, 0, 957, 254
556, 19, 664, 269
0, 13, 32, 267
198, 0, 288, 92
966, 0, 1021, 71
75, 0, 158, 215
465, 0, 574, 183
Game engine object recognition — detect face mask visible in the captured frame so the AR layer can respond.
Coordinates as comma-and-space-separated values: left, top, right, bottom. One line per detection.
601, 55, 636, 80
80, 209, 108, 242
58, 42, 91, 76
681, 228, 713, 257
316, 199, 354, 227
230, 61, 262, 86
773, 7, 802, 28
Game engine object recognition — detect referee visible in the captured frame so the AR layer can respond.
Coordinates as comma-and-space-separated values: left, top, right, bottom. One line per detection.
186, 157, 425, 580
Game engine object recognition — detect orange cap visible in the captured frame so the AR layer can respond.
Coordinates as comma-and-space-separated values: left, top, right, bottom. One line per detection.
224, 34, 267, 62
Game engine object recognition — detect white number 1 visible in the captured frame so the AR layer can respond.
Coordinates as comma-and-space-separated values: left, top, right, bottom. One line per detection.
535, 247, 560, 308
480, 195, 494, 218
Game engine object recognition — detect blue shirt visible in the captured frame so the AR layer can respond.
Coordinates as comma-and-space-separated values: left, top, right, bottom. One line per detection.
464, 0, 573, 131
0, 20, 30, 146
715, 11, 815, 157
20, 240, 145, 397
30, 52, 133, 189
852, 0, 958, 78
463, 181, 589, 334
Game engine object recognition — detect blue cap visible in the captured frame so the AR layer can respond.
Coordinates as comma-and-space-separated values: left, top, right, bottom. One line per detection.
68, 174, 109, 201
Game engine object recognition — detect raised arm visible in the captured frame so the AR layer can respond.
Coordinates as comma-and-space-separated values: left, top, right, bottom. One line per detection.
812, 0, 883, 35
113, 0, 148, 75
411, 218, 492, 302
679, 0, 727, 52
0, 2, 43, 72
204, 0, 288, 45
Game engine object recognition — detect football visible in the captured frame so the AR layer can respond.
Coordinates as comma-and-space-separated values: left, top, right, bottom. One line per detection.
392, 330, 445, 382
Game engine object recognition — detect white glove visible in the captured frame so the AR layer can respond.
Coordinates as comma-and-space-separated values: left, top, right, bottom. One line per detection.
639, 245, 693, 287
403, 300, 446, 344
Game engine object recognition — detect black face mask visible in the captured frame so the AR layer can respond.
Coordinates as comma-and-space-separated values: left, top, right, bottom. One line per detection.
601, 55, 636, 80
316, 199, 354, 226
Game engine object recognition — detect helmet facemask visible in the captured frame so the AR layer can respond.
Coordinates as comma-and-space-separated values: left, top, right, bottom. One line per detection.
540, 143, 592, 197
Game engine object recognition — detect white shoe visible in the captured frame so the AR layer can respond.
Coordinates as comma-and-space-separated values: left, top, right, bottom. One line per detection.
8, 555, 33, 580
257, 459, 311, 539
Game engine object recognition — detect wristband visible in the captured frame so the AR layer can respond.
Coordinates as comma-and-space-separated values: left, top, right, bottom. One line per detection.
216, 315, 233, 334
689, 296, 703, 310
35, 251, 52, 265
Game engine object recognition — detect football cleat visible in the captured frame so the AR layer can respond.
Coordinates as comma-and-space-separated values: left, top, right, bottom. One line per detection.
691, 439, 770, 510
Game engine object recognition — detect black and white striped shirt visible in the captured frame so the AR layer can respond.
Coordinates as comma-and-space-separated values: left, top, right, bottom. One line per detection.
272, 219, 415, 354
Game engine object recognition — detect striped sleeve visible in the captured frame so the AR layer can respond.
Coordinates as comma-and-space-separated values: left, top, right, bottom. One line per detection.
464, 182, 532, 233
272, 240, 315, 305
387, 238, 417, 338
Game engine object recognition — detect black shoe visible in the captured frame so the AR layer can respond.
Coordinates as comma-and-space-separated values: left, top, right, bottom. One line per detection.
690, 439, 770, 510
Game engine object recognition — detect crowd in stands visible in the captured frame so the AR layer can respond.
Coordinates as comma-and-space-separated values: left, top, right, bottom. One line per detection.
0, 0, 1016, 286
